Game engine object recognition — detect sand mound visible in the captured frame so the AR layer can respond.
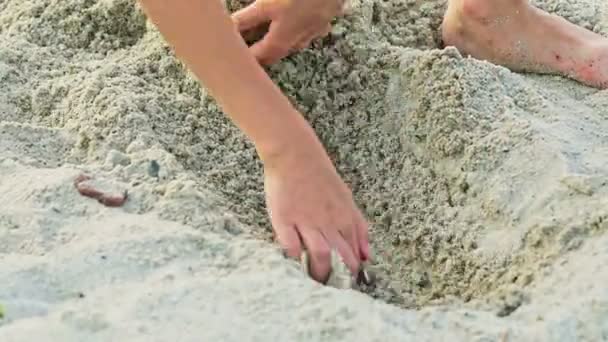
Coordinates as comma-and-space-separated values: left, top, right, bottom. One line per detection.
1, 0, 608, 340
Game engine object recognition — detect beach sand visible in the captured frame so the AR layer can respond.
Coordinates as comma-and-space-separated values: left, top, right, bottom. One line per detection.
1, 0, 608, 340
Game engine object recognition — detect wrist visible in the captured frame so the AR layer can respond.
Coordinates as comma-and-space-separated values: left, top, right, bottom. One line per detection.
253, 109, 332, 170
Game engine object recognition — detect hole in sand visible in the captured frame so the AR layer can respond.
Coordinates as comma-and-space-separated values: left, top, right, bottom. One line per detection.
3, 0, 607, 324
152, 0, 608, 317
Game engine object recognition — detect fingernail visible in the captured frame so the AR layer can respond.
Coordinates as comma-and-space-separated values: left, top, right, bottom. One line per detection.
361, 244, 370, 261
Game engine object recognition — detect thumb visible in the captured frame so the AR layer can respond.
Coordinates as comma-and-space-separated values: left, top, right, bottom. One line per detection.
232, 2, 270, 32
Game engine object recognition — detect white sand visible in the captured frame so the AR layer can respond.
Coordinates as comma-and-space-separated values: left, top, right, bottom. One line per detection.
1, 0, 608, 340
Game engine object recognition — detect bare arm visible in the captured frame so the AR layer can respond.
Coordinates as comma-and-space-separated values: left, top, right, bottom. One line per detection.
138, 0, 327, 164
138, 0, 369, 282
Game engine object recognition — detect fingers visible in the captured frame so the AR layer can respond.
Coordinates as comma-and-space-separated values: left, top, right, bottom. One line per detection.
251, 22, 332, 65
298, 223, 362, 284
294, 25, 331, 51
249, 22, 300, 65
250, 39, 291, 66
293, 38, 313, 52
299, 229, 332, 282
339, 223, 360, 261
273, 221, 303, 259
232, 1, 270, 32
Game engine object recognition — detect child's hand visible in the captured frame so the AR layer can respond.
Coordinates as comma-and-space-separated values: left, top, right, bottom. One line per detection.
263, 141, 370, 283
231, 0, 345, 65
138, 0, 367, 283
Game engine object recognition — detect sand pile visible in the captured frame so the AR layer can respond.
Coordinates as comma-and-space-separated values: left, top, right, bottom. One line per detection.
1, 0, 608, 340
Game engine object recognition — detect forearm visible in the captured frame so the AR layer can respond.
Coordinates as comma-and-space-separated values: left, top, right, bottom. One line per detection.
138, 0, 326, 162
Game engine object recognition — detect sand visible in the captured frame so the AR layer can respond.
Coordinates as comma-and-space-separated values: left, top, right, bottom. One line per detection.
1, 0, 608, 340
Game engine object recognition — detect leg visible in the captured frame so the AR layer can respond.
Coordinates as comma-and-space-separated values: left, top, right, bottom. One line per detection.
442, 0, 608, 88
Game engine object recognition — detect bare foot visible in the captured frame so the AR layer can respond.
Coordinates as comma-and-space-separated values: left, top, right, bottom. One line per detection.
442, 0, 608, 89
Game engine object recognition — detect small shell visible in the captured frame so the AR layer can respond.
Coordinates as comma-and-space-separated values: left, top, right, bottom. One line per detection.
97, 190, 128, 207
74, 174, 128, 207
356, 265, 376, 286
